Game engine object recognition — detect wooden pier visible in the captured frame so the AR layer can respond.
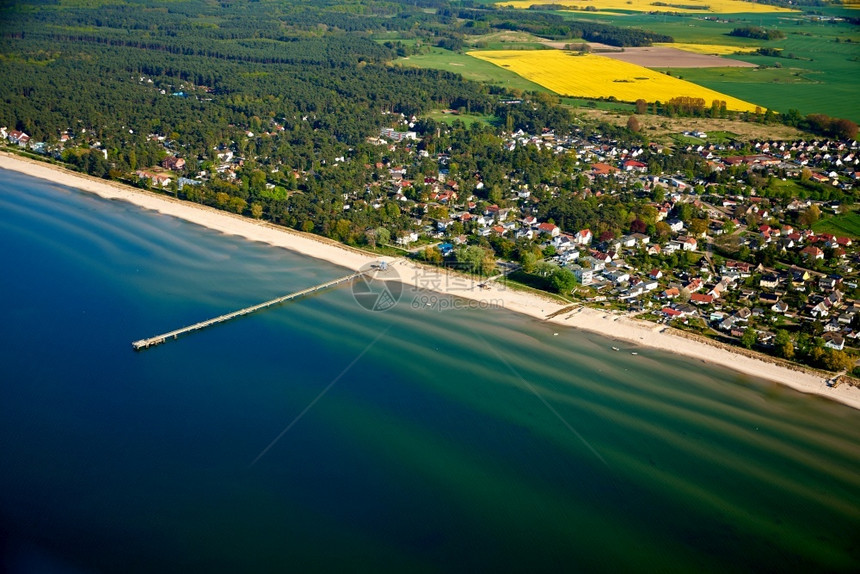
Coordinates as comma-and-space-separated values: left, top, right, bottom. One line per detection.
132, 269, 369, 351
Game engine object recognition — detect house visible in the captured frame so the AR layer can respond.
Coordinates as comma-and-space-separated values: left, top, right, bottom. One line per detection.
7, 130, 30, 147
661, 307, 684, 319
680, 237, 698, 251
667, 219, 685, 233
575, 229, 593, 245
604, 269, 630, 284
823, 333, 845, 351
819, 276, 838, 290
630, 233, 650, 246
690, 293, 714, 305
661, 287, 680, 299
396, 231, 419, 246
619, 235, 637, 248
538, 222, 561, 237
570, 264, 594, 286
771, 300, 789, 314
162, 156, 186, 171
622, 159, 647, 173
801, 246, 824, 260
649, 269, 663, 280
591, 162, 619, 176
135, 170, 172, 187
552, 234, 575, 251
759, 274, 780, 289
759, 292, 780, 305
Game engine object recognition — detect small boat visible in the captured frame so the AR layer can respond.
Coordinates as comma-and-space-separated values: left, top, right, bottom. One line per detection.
631, 352, 638, 355
612, 346, 620, 351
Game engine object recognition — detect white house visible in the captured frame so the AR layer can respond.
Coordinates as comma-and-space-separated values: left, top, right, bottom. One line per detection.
575, 229, 593, 245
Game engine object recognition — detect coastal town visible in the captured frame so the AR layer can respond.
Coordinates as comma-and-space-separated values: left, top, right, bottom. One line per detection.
4, 113, 860, 375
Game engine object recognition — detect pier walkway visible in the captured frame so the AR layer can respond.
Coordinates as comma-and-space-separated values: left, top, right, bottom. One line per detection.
132, 269, 369, 350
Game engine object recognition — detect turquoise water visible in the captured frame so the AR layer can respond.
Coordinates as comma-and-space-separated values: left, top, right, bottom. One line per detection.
1, 169, 859, 573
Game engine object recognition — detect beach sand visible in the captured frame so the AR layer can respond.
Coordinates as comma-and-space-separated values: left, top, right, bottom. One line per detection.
3, 152, 859, 410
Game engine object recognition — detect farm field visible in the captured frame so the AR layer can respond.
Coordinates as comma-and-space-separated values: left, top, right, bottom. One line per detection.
469, 50, 762, 111
499, 0, 796, 14
813, 212, 860, 240
601, 46, 756, 67
656, 43, 760, 55
554, 11, 860, 121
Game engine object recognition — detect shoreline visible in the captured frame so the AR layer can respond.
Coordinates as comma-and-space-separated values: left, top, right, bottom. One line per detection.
3, 152, 860, 410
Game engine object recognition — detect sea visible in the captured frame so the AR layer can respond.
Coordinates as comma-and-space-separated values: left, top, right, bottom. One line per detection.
1, 169, 859, 573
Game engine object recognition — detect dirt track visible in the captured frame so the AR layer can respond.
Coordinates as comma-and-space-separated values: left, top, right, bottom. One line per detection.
599, 46, 757, 68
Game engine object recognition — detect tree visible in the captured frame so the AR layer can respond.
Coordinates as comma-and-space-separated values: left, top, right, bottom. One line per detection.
823, 349, 855, 372
455, 245, 495, 276
774, 329, 794, 359
688, 218, 708, 237
799, 204, 821, 228
630, 218, 647, 234
626, 115, 641, 133
635, 99, 647, 115
741, 327, 757, 349
375, 227, 391, 246
550, 267, 577, 295
521, 250, 540, 274
420, 246, 443, 264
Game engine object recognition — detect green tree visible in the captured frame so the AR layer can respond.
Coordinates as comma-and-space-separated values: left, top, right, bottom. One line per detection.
774, 329, 794, 359
455, 245, 495, 276
741, 327, 757, 349
550, 267, 576, 294
799, 205, 821, 228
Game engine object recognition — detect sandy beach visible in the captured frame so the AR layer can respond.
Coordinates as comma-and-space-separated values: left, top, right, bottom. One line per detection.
3, 151, 860, 410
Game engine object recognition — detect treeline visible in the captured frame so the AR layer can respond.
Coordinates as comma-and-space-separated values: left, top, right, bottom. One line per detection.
452, 7, 673, 47
803, 113, 858, 140
728, 26, 786, 41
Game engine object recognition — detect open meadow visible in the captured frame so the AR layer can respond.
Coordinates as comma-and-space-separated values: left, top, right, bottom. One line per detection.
394, 48, 548, 93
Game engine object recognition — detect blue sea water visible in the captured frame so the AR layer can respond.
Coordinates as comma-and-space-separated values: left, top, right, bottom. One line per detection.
1, 169, 859, 573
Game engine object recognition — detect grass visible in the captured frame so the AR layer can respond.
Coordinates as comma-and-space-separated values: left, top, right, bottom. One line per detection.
394, 48, 549, 93
766, 178, 808, 200
561, 97, 636, 112
812, 212, 860, 239
426, 110, 498, 127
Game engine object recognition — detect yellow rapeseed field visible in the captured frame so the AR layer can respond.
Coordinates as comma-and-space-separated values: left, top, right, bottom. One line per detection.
656, 43, 759, 55
499, 0, 795, 14
469, 50, 761, 112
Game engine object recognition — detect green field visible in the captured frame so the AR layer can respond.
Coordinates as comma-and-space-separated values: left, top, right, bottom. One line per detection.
395, 48, 549, 93
813, 211, 860, 239
555, 10, 860, 121
426, 110, 498, 126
